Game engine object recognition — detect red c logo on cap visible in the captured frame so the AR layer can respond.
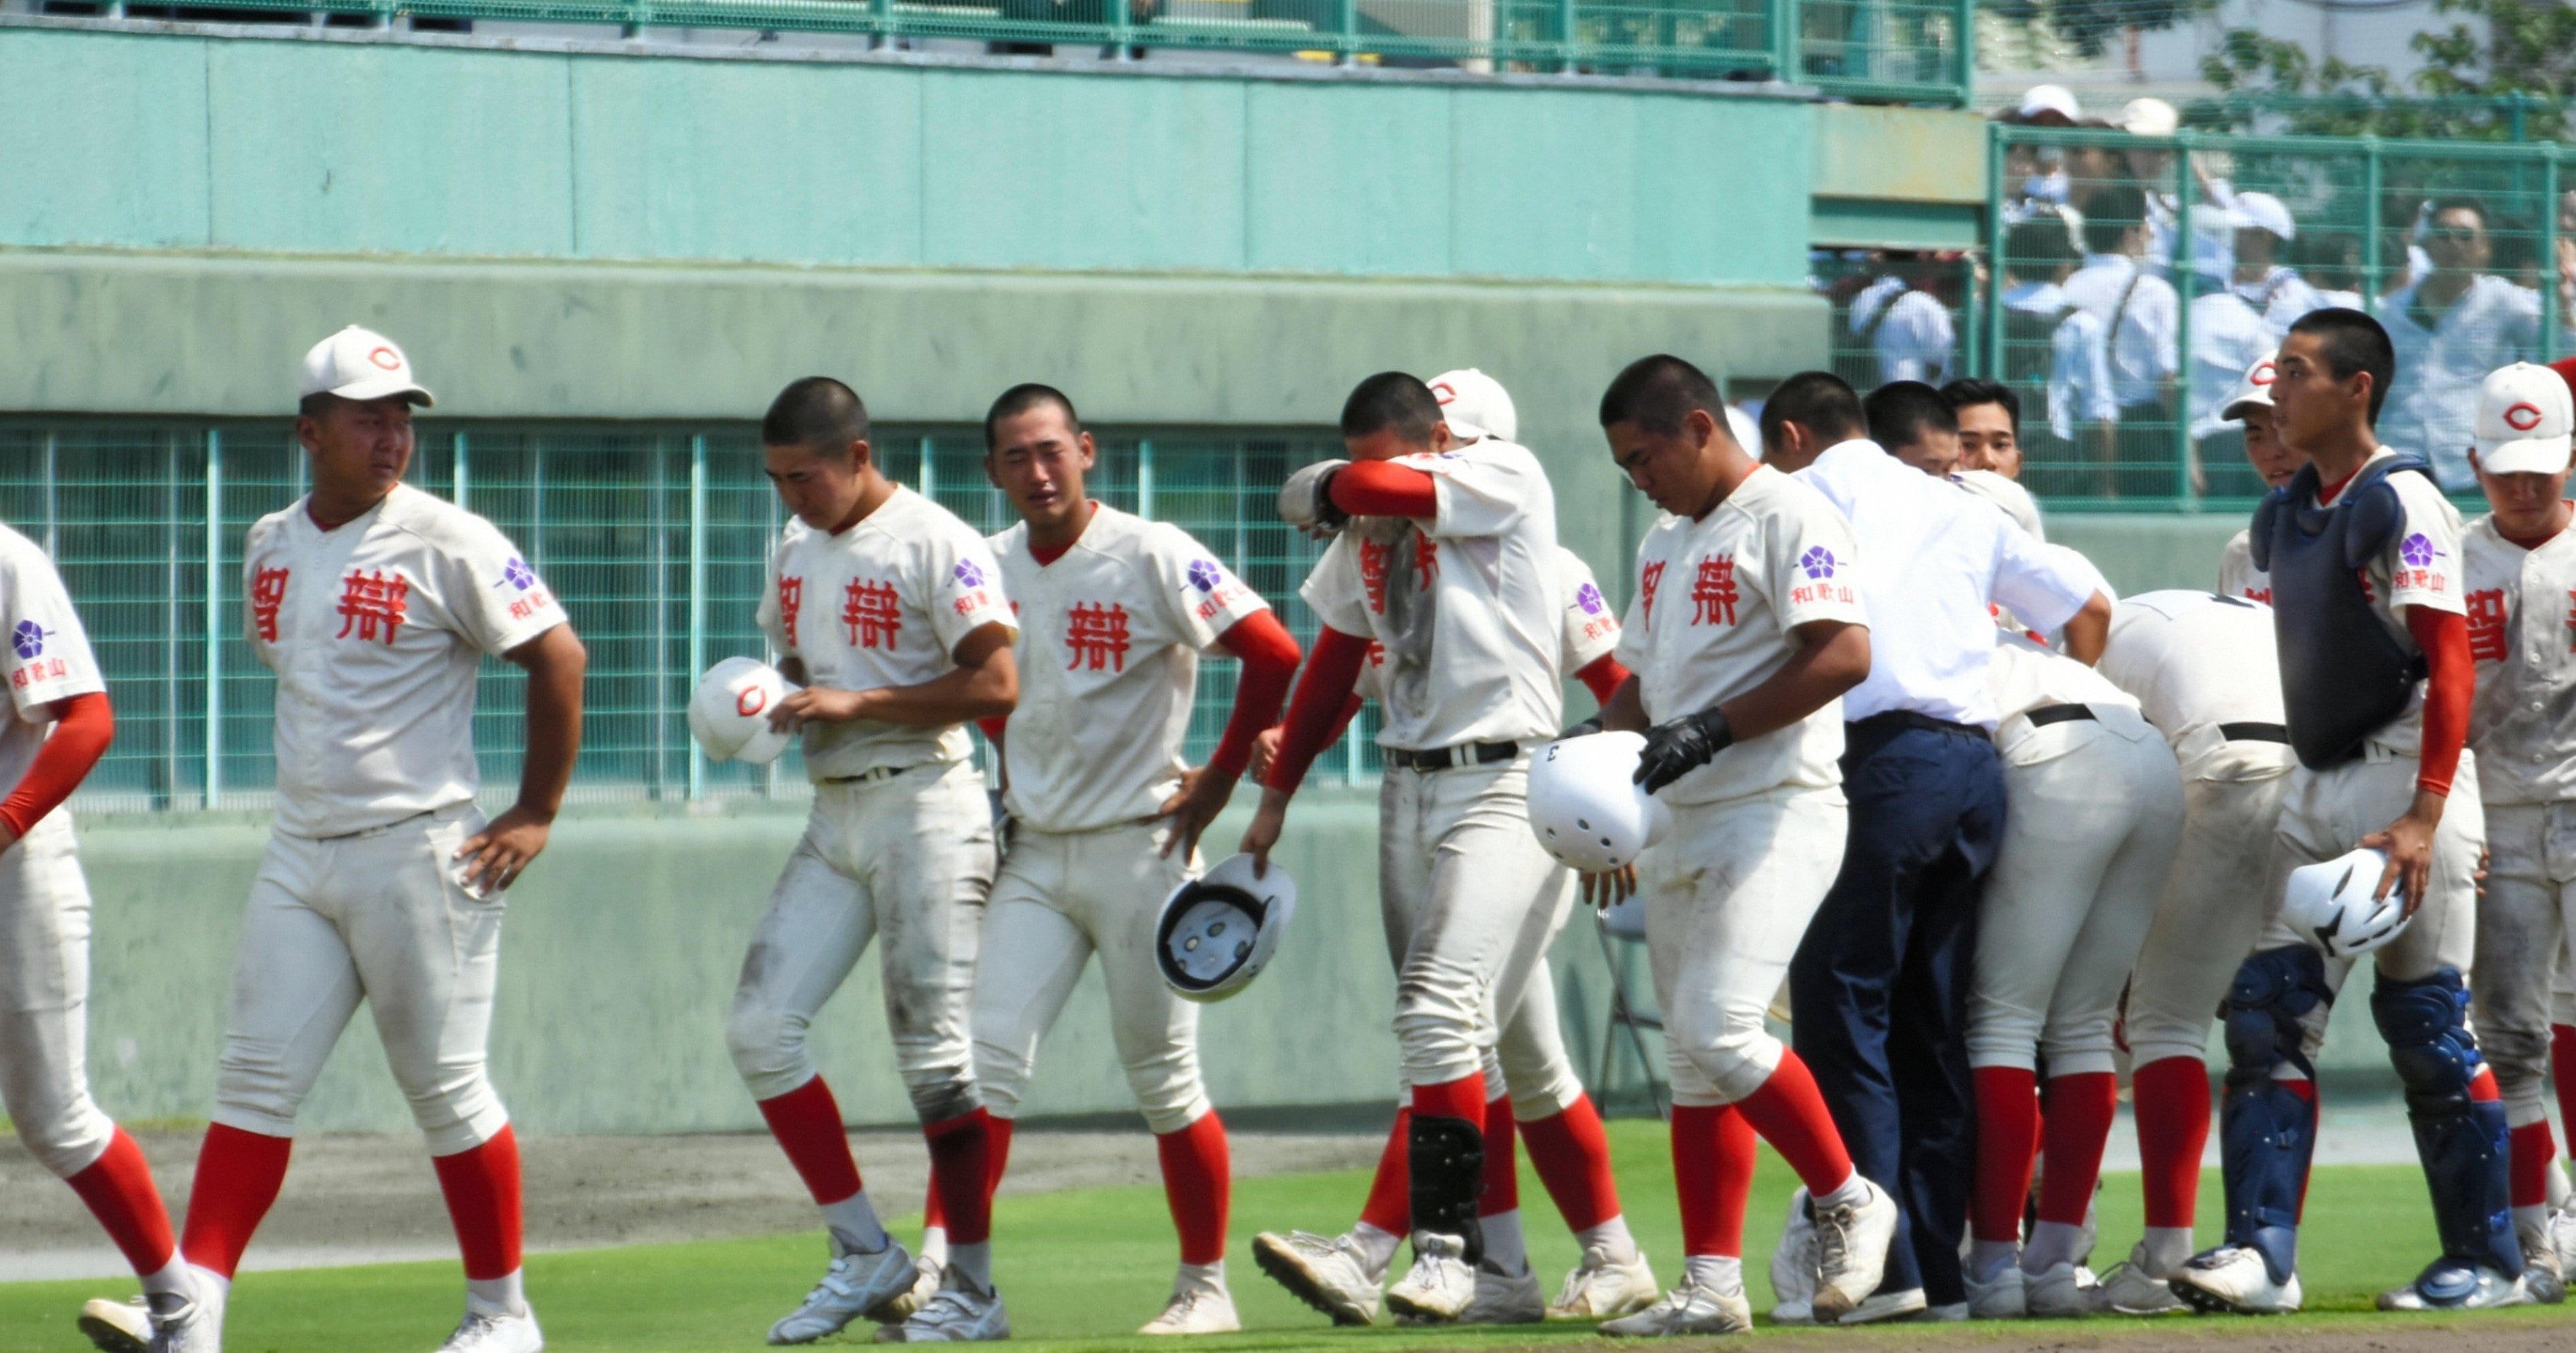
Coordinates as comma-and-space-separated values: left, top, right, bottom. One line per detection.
736, 687, 768, 717
368, 345, 401, 371
2250, 362, 2277, 386
1430, 381, 1457, 405
2505, 402, 2546, 432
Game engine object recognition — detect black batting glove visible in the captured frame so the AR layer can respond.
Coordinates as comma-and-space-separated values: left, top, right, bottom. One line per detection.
1633, 708, 1734, 794
1558, 716, 1605, 740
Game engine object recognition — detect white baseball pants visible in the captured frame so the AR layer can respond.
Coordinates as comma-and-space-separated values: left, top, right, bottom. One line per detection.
728, 761, 995, 1123
970, 817, 1210, 1135
1638, 787, 1848, 1106
213, 805, 511, 1155
1377, 757, 1571, 1089
2471, 801, 2576, 1128
0, 812, 117, 1177
2121, 769, 2294, 1069
1967, 708, 2187, 1075
1496, 949, 1587, 1120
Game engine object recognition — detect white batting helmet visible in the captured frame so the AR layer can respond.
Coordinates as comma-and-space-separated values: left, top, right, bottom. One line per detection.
1429, 368, 1518, 444
1157, 854, 1297, 1002
688, 656, 798, 766
1526, 732, 1674, 873
2282, 847, 2411, 960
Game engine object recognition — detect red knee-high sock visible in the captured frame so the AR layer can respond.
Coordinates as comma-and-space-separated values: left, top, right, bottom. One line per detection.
1972, 1066, 2040, 1243
1358, 1107, 1411, 1235
1518, 1095, 1622, 1232
178, 1124, 293, 1278
430, 1126, 524, 1282
2554, 1025, 2576, 1152
757, 1076, 862, 1206
2131, 1056, 2211, 1230
2511, 1121, 2556, 1210
1736, 1052, 1854, 1197
65, 1128, 177, 1277
1155, 1111, 1230, 1265
1480, 1095, 1519, 1218
1411, 1074, 1486, 1123
2037, 1072, 2118, 1226
924, 1109, 995, 1246
1670, 1103, 1757, 1257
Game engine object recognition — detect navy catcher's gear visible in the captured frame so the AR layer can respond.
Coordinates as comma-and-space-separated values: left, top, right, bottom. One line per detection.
2372, 968, 2523, 1288
2251, 454, 2434, 768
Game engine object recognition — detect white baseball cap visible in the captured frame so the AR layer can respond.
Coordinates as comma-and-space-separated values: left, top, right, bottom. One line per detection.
1726, 405, 1761, 454
2017, 84, 2081, 122
2232, 191, 2296, 242
1429, 368, 1517, 444
2120, 97, 2180, 137
2221, 349, 2280, 424
2473, 362, 2575, 476
299, 324, 434, 407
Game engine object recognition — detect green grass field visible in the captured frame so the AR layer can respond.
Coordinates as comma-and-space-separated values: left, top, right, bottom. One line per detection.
7, 1120, 2571, 1352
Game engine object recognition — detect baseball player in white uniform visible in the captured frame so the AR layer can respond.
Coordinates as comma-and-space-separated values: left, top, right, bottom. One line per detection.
2459, 362, 2576, 1298
1964, 623, 2186, 1319
2086, 589, 2295, 1314
1582, 355, 1900, 1336
2215, 351, 2297, 604
726, 378, 1019, 1345
120, 327, 587, 1353
2172, 310, 2509, 1315
964, 384, 1301, 1334
1244, 371, 1577, 1323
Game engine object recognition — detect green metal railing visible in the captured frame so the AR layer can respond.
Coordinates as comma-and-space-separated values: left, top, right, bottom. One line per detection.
1979, 125, 2571, 507
78, 0, 1971, 103
0, 420, 1384, 815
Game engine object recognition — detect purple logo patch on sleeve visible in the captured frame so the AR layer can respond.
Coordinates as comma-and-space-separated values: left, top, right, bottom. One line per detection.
1575, 581, 1606, 615
2399, 533, 2436, 567
1799, 546, 1838, 579
10, 621, 42, 660
1187, 559, 1223, 593
500, 557, 537, 592
954, 560, 987, 588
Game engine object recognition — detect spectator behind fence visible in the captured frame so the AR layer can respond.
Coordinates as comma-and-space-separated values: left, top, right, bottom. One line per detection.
2188, 208, 2277, 494
2057, 183, 2178, 496
2376, 196, 2551, 488
1847, 258, 1960, 390
2226, 192, 2329, 341
1997, 85, 2081, 224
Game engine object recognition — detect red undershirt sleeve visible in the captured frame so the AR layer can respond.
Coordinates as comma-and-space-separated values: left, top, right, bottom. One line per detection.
976, 716, 1007, 747
2407, 606, 2469, 798
1575, 654, 1632, 708
1208, 610, 1303, 780
1262, 625, 1372, 795
1328, 461, 1440, 519
0, 691, 112, 840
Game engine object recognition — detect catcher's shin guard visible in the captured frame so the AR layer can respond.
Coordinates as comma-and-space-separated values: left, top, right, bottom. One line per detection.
2217, 946, 2331, 1284
1407, 1114, 1486, 1265
2373, 968, 2523, 1283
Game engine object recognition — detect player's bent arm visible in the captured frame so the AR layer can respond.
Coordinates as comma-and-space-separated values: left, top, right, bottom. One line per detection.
777, 656, 809, 687
1239, 625, 1370, 874
2060, 592, 2113, 664
0, 691, 113, 851
2362, 604, 2472, 911
456, 623, 587, 894
1633, 621, 1867, 795
1574, 654, 1632, 709
1597, 674, 1649, 735
777, 622, 1020, 730
1162, 611, 1304, 859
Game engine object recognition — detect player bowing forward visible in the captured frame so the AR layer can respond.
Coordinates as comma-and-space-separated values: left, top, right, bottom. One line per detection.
966, 384, 1301, 1334
1586, 355, 1899, 1337
127, 327, 587, 1353
726, 378, 1018, 1345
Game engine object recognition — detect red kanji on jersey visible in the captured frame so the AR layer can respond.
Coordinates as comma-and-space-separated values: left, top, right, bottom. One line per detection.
2466, 588, 2508, 663
1690, 554, 1739, 626
842, 578, 902, 649
1359, 541, 1391, 614
1065, 602, 1131, 672
2565, 588, 2576, 651
778, 577, 804, 647
334, 569, 408, 644
1413, 532, 1438, 581
1639, 560, 1666, 624
252, 567, 290, 643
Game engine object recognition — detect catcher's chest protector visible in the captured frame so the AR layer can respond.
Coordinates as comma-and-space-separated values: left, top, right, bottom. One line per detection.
2250, 454, 2434, 769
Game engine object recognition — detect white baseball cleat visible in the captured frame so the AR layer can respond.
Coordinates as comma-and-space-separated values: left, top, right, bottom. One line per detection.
1137, 1284, 1239, 1335
2376, 1264, 2526, 1311
869, 1254, 943, 1325
1768, 1189, 1818, 1325
2167, 1245, 2302, 1314
1809, 1179, 1899, 1323
1453, 1259, 1542, 1324
82, 1288, 223, 1353
78, 1297, 152, 1353
1834, 1286, 1927, 1325
2022, 1261, 2092, 1317
1596, 1280, 1752, 1337
1250, 1230, 1380, 1325
1545, 1246, 1659, 1321
1964, 1264, 2025, 1319
879, 1272, 1009, 1342
434, 1302, 543, 1353
2554, 1206, 2576, 1275
2088, 1247, 2186, 1315
1382, 1233, 1476, 1322
769, 1237, 927, 1344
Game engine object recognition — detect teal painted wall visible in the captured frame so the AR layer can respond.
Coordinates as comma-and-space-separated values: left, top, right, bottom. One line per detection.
0, 25, 1815, 289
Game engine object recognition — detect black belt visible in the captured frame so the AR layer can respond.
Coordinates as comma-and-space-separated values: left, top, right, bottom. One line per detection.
2025, 702, 2097, 728
1849, 710, 1991, 741
2220, 721, 2291, 744
1388, 741, 1523, 773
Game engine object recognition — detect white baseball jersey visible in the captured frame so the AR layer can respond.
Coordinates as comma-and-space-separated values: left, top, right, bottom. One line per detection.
243, 484, 567, 838
1613, 465, 1867, 807
1301, 441, 1562, 751
990, 507, 1266, 833
2461, 515, 2576, 807
1987, 629, 2138, 720
2305, 449, 2466, 753
1357, 546, 1619, 699
758, 486, 1014, 780
2097, 589, 2292, 782
2217, 527, 2271, 604
0, 525, 106, 794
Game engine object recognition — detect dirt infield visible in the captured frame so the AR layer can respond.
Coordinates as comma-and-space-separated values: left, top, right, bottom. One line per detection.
0, 1126, 1381, 1282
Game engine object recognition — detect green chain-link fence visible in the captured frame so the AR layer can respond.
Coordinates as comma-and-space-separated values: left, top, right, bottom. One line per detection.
0, 420, 1378, 815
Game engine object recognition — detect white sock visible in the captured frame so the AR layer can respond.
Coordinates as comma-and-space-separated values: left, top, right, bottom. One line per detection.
1176, 1259, 1227, 1295
1968, 1240, 2019, 1282
1682, 1255, 1744, 1296
822, 1191, 891, 1253
2021, 1220, 2086, 1273
1351, 1221, 1401, 1279
920, 1223, 950, 1266
2515, 1202, 2549, 1241
1576, 1215, 1640, 1266
1479, 1209, 1527, 1273
1813, 1171, 1869, 1212
948, 1240, 993, 1289
187, 1264, 231, 1301
465, 1271, 526, 1317
2139, 1226, 2194, 1276
139, 1255, 192, 1300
